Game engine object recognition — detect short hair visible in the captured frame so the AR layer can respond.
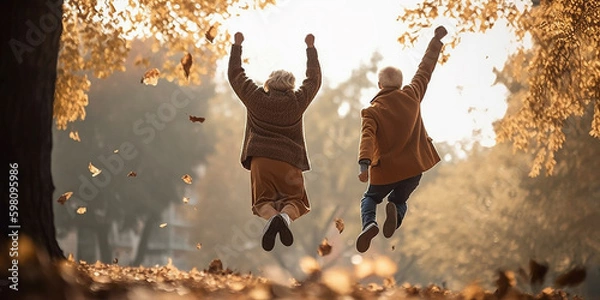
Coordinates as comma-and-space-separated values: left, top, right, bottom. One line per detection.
378, 66, 403, 88
264, 70, 295, 92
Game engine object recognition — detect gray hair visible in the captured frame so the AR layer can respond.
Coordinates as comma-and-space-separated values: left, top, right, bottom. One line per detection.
378, 66, 403, 89
264, 70, 295, 92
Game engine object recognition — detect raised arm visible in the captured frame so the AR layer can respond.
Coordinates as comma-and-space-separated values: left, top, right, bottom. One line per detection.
295, 34, 322, 109
403, 26, 447, 102
227, 32, 261, 105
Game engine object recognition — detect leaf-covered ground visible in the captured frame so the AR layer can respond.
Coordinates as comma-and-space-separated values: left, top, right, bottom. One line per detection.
5, 254, 585, 300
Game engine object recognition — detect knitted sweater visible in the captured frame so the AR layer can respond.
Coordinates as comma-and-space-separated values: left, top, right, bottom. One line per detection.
358, 37, 443, 185
228, 45, 322, 171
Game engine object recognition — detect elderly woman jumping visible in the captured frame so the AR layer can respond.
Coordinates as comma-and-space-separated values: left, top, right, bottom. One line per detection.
227, 32, 322, 251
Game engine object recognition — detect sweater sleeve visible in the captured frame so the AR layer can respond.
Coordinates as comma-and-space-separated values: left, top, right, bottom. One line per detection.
227, 44, 261, 106
358, 108, 377, 164
295, 47, 322, 109
403, 38, 443, 102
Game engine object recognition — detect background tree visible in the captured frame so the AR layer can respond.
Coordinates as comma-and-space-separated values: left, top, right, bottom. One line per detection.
399, 0, 600, 176
52, 39, 215, 264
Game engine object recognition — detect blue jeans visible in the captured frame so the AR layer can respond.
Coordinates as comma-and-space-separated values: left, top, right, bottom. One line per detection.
360, 174, 422, 229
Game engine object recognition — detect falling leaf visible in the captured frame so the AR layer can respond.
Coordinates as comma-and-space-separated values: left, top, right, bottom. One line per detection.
317, 238, 332, 257
113, 149, 119, 153
205, 24, 218, 43
159, 223, 168, 228
57, 191, 73, 205
189, 115, 206, 123
113, 258, 118, 264
76, 206, 87, 215
181, 53, 193, 79
554, 266, 586, 288
88, 162, 102, 177
243, 58, 250, 64
391, 245, 396, 251
181, 174, 193, 184
334, 218, 344, 234
196, 243, 202, 250
141, 68, 160, 86
529, 259, 548, 285
69, 131, 80, 142
182, 197, 190, 204
127, 171, 137, 177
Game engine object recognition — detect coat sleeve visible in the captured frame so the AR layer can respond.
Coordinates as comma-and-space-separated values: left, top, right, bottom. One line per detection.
403, 38, 443, 102
358, 108, 378, 164
227, 45, 262, 106
295, 47, 322, 110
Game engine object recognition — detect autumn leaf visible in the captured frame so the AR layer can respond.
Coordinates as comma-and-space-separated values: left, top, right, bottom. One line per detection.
69, 131, 80, 142
113, 149, 119, 153
141, 68, 160, 86
205, 24, 218, 43
127, 171, 137, 177
76, 206, 87, 215
317, 238, 332, 257
159, 223, 168, 228
181, 174, 193, 184
196, 243, 202, 250
88, 162, 102, 177
554, 266, 586, 288
57, 191, 73, 205
189, 115, 205, 123
113, 258, 119, 264
529, 259, 548, 286
182, 197, 190, 204
334, 218, 344, 234
181, 53, 193, 79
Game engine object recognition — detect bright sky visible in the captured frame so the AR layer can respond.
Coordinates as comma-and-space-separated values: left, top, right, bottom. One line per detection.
217, 0, 528, 148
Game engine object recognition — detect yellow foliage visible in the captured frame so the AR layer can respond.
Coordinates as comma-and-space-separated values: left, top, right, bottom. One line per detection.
53, 0, 276, 129
401, 0, 600, 176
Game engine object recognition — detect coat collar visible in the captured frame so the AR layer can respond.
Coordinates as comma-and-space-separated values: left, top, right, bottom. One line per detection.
370, 87, 400, 103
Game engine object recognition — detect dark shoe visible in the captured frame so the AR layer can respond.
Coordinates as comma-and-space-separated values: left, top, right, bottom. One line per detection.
383, 202, 397, 238
278, 213, 293, 246
262, 215, 283, 251
356, 222, 379, 253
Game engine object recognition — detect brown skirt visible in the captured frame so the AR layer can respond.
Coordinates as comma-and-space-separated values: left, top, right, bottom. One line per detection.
250, 156, 310, 221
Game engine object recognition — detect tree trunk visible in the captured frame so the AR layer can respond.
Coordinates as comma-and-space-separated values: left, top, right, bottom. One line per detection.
1, 0, 65, 259
132, 213, 159, 266
96, 224, 112, 263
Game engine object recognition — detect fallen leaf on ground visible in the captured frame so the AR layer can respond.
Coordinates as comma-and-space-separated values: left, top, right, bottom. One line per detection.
57, 191, 73, 205
334, 218, 344, 234
317, 238, 332, 257
182, 174, 193, 184
554, 266, 586, 287
141, 68, 160, 86
88, 162, 102, 177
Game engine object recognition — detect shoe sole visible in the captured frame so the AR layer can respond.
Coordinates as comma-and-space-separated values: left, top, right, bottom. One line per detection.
262, 216, 283, 251
279, 218, 293, 246
356, 225, 379, 253
383, 202, 397, 238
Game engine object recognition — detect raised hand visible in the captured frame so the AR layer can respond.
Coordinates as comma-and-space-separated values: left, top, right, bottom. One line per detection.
305, 34, 315, 48
434, 26, 448, 40
234, 32, 244, 45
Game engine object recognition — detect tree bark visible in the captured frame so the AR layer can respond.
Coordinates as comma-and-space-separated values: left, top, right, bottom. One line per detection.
1, 0, 65, 259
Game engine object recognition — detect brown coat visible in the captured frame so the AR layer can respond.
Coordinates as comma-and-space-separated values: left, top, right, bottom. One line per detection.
228, 45, 322, 171
358, 38, 443, 185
